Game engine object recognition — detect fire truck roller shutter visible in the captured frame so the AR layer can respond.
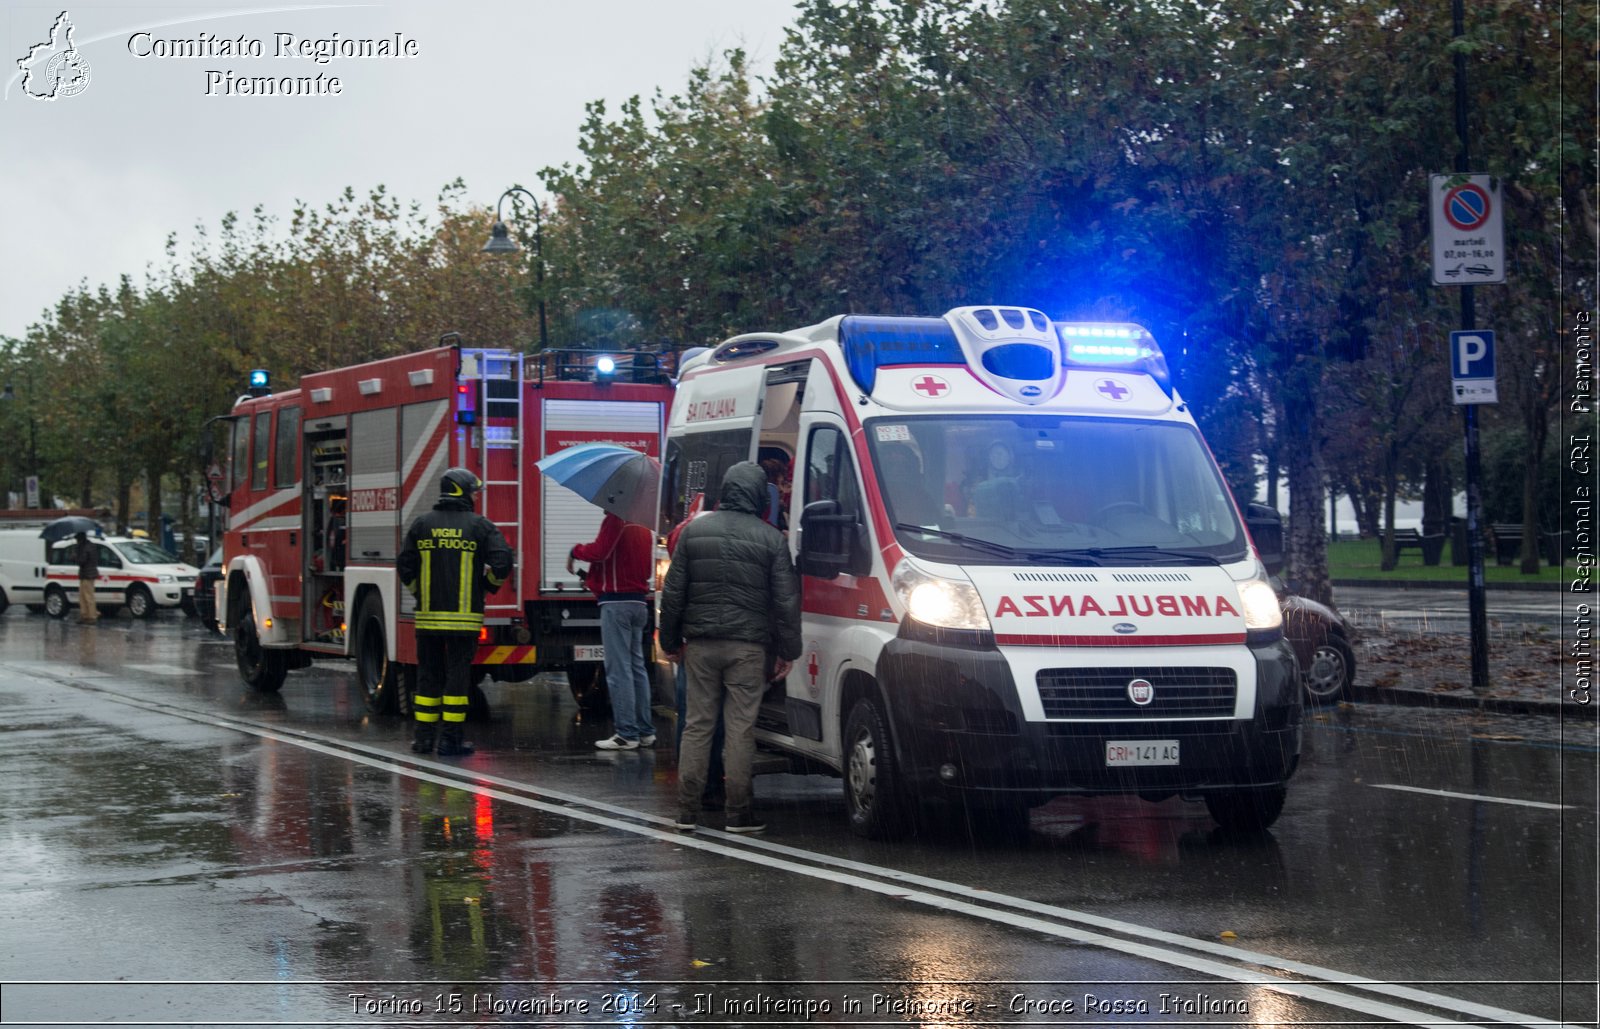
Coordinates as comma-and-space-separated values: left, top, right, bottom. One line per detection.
400, 399, 452, 548
349, 408, 401, 561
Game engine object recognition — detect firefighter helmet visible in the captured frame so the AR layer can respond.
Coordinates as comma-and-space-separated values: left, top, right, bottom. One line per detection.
440, 467, 483, 501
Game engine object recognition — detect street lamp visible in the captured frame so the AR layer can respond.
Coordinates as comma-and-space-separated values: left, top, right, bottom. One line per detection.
483, 185, 549, 352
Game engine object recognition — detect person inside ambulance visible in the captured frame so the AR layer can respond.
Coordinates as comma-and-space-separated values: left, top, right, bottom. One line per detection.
877, 443, 942, 529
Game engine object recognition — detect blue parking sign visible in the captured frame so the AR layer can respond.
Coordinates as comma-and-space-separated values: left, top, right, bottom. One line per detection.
1449, 330, 1497, 405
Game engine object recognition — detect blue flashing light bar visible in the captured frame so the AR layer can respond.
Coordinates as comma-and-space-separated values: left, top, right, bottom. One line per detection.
1056, 321, 1173, 396
838, 316, 962, 394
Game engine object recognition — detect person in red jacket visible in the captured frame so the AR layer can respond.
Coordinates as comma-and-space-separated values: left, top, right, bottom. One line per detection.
570, 511, 656, 749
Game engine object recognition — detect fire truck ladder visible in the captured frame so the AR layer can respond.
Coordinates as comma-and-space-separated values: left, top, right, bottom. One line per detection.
463, 348, 526, 612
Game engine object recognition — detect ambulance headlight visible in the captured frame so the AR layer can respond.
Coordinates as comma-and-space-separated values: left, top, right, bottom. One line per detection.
1236, 577, 1283, 643
893, 560, 991, 632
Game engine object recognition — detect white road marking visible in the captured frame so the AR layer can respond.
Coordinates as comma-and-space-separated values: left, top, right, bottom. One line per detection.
1371, 783, 1571, 810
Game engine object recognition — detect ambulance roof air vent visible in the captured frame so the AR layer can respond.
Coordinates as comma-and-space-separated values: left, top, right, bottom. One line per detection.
711, 336, 781, 364
944, 306, 1061, 405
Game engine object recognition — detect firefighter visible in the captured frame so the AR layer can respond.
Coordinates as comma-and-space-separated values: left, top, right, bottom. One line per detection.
399, 468, 514, 757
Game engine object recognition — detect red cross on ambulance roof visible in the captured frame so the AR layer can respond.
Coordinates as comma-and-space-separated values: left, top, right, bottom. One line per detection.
1096, 378, 1130, 401
911, 375, 950, 397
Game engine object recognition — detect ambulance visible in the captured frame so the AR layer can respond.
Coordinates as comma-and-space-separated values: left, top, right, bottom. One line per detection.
215, 340, 674, 713
659, 306, 1301, 838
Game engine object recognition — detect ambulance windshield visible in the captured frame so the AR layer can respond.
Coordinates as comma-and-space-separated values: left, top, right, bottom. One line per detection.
867, 416, 1248, 566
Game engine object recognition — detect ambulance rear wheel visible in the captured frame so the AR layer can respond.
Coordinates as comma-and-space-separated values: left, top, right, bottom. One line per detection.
234, 611, 287, 693
567, 664, 610, 716
844, 697, 910, 840
355, 594, 400, 715
44, 585, 69, 619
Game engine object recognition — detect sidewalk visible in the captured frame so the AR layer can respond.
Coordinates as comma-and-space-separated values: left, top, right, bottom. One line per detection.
1331, 576, 1593, 721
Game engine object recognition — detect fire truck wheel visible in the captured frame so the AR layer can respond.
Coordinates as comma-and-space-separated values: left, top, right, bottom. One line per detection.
234, 612, 287, 693
566, 664, 611, 716
355, 594, 400, 715
843, 696, 910, 840
44, 585, 69, 619
126, 584, 155, 619
1203, 784, 1287, 833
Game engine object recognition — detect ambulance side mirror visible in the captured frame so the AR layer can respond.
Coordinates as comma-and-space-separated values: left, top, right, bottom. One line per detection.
1246, 503, 1285, 578
798, 499, 854, 579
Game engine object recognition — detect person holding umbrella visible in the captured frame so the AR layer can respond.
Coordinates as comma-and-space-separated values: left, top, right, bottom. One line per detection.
74, 531, 99, 624
571, 509, 656, 750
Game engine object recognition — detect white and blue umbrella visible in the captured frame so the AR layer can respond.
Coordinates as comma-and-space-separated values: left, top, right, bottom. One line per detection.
534, 443, 661, 528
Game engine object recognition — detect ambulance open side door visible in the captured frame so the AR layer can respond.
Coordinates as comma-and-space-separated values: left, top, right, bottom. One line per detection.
784, 358, 878, 756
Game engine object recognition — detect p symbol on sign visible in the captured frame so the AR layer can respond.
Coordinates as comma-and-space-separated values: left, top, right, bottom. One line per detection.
1449, 330, 1495, 379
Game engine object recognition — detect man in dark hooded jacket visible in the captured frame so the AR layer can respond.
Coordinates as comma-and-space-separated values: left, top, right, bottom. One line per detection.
659, 461, 802, 833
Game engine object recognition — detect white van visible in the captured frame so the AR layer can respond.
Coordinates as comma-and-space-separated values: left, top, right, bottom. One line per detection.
29, 534, 200, 619
0, 529, 53, 614
659, 306, 1302, 838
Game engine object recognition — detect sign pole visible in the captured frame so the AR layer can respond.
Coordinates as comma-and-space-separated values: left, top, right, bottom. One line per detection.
1454, 0, 1490, 695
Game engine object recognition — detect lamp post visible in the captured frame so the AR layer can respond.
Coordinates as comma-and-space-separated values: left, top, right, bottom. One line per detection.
1, 380, 39, 508
483, 186, 549, 352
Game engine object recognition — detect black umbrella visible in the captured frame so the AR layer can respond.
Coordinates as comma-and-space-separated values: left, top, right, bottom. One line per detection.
39, 516, 104, 543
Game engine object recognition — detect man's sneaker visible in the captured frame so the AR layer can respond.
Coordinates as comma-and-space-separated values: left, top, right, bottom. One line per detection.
595, 734, 639, 751
639, 733, 657, 747
724, 812, 766, 834
673, 808, 699, 832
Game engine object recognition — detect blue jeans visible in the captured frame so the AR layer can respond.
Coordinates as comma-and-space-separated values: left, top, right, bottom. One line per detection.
600, 599, 653, 740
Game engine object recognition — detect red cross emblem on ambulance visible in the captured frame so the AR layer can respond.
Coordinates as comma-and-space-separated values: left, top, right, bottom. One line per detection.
911, 375, 950, 398
807, 652, 819, 687
1095, 378, 1131, 401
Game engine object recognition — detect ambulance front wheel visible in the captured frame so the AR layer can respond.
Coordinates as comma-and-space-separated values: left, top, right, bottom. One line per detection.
1203, 784, 1287, 833
844, 696, 911, 840
44, 585, 69, 619
126, 584, 154, 620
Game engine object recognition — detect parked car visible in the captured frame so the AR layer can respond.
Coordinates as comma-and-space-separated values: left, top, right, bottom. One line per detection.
1244, 503, 1357, 705
41, 536, 199, 619
1279, 581, 1358, 704
193, 547, 223, 631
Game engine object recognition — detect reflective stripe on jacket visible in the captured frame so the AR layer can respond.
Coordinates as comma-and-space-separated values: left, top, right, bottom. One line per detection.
398, 497, 514, 634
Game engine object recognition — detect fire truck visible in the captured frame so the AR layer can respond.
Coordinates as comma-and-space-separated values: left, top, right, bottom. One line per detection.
214, 339, 675, 715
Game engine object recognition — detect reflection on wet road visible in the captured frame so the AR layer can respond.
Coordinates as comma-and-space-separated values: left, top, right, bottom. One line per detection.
0, 609, 1593, 1026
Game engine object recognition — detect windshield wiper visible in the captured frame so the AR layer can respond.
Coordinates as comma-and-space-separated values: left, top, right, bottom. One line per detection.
893, 523, 1103, 565
1066, 546, 1223, 567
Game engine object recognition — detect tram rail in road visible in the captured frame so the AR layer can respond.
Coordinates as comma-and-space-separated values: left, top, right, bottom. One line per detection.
13, 658, 1584, 1029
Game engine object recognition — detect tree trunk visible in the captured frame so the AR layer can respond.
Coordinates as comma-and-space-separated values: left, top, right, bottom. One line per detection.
1422, 459, 1451, 537
115, 476, 132, 535
1282, 382, 1332, 606
1378, 450, 1399, 572
1519, 409, 1549, 575
147, 473, 164, 550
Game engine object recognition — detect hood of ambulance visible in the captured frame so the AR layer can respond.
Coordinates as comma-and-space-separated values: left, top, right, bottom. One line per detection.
964, 563, 1249, 646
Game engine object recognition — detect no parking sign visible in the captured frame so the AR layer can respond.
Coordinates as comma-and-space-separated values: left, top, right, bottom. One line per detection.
1430, 174, 1505, 285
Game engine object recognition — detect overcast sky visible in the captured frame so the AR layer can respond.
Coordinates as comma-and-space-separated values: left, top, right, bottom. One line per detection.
0, 0, 801, 342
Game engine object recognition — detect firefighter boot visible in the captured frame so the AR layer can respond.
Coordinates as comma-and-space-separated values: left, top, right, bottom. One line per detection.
436, 726, 475, 758
411, 723, 437, 754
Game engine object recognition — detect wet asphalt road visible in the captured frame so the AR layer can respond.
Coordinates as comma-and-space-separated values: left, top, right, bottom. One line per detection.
0, 605, 1594, 1027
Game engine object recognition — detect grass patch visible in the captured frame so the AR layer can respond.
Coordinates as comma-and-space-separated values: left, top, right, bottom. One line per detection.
1320, 537, 1570, 585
